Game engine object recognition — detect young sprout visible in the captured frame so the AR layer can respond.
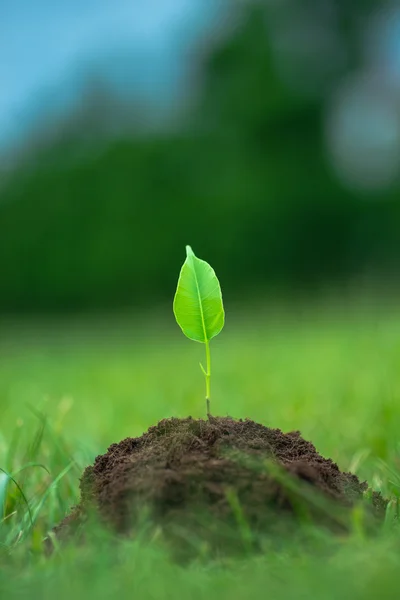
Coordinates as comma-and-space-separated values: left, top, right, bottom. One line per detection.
173, 246, 225, 416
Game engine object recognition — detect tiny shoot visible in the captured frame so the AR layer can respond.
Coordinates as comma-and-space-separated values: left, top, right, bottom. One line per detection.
173, 246, 225, 416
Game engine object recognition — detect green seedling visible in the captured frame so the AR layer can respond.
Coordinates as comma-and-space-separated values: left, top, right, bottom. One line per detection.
173, 245, 225, 416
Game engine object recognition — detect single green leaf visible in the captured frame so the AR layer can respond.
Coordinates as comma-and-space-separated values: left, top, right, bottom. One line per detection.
173, 246, 224, 343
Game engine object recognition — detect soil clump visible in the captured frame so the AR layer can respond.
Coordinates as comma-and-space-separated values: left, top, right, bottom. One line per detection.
52, 417, 386, 555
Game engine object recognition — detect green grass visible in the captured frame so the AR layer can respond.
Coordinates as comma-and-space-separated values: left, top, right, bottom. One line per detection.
1, 299, 400, 598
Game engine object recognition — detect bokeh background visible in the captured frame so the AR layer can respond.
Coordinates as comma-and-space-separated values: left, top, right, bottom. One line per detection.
2, 0, 400, 314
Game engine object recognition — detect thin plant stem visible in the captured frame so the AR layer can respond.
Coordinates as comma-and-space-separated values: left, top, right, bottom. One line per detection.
205, 339, 211, 417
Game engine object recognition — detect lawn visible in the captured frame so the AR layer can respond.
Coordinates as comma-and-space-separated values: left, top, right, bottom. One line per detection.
1, 298, 400, 599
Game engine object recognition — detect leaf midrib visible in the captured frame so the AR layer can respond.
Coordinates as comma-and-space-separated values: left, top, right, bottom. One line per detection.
192, 259, 208, 343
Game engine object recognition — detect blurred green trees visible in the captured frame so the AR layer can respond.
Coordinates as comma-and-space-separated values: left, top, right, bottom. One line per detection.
0, 2, 398, 312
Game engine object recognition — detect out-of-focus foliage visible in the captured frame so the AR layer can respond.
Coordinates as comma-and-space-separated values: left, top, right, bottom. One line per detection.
0, 1, 399, 312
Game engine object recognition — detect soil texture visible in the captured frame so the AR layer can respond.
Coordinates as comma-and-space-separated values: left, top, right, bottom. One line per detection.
52, 417, 386, 555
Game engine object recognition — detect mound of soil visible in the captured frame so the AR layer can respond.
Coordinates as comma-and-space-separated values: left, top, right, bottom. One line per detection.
53, 417, 386, 555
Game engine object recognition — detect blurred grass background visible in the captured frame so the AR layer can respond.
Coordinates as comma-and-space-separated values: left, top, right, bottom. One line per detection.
2, 299, 400, 474
2, 0, 400, 597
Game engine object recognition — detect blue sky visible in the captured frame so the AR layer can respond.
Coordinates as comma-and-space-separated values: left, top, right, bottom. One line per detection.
0, 0, 224, 149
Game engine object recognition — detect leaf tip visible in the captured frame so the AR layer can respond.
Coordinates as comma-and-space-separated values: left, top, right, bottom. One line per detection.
186, 245, 194, 258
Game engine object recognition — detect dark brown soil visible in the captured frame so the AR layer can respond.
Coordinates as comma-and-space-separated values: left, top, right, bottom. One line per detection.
52, 417, 387, 555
